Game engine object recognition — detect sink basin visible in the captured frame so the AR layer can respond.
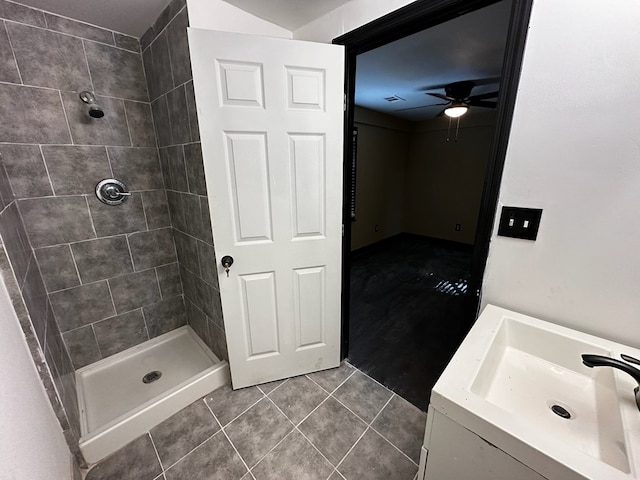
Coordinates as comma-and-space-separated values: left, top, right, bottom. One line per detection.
429, 305, 640, 480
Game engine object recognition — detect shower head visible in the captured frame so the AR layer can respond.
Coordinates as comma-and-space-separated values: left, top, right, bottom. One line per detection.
79, 91, 104, 118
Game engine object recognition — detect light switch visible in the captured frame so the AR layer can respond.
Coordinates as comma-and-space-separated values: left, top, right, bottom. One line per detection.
497, 206, 542, 240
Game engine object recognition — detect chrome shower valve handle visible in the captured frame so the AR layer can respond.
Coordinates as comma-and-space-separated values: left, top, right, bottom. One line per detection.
96, 179, 131, 206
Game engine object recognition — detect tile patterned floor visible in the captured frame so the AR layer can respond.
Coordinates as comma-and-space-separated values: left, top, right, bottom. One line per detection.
85, 362, 427, 480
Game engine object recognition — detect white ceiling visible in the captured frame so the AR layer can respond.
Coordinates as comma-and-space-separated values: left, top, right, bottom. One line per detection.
356, 1, 512, 121
223, 0, 354, 30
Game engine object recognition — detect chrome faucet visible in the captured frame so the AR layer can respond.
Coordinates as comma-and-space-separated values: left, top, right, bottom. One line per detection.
582, 354, 640, 411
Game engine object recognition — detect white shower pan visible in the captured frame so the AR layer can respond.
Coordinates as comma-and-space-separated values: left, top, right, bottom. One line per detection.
76, 325, 229, 464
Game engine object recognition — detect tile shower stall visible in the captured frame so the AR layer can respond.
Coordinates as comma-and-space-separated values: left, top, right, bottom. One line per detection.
0, 0, 227, 471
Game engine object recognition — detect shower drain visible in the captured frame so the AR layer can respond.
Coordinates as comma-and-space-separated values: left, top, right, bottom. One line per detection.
550, 403, 572, 419
142, 370, 162, 384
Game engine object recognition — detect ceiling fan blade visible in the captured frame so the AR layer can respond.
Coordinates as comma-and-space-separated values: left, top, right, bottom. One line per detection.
468, 91, 499, 101
394, 103, 449, 112
468, 100, 497, 108
421, 76, 501, 92
427, 93, 455, 102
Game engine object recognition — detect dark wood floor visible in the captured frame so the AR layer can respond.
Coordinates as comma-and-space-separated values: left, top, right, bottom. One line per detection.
347, 233, 472, 411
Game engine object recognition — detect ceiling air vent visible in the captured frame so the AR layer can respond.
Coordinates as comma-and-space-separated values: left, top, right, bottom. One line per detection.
384, 95, 405, 102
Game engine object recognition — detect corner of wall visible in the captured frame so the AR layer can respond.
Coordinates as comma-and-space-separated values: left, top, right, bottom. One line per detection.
186, 0, 292, 38
292, 0, 416, 43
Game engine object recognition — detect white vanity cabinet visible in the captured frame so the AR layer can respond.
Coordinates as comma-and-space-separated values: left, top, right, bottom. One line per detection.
414, 305, 640, 480
418, 407, 546, 480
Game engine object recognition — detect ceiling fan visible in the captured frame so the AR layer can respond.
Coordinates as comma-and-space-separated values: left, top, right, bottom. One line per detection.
396, 79, 499, 117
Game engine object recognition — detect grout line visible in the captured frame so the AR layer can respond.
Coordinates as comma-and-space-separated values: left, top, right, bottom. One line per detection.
305, 365, 356, 396
164, 31, 176, 91
248, 397, 298, 469
216, 393, 266, 430
154, 267, 163, 300
345, 361, 394, 392
256, 378, 289, 396
183, 85, 193, 144
1, 164, 16, 201
66, 243, 83, 286
368, 393, 393, 427
139, 307, 152, 342
81, 39, 95, 93
147, 432, 165, 474
160, 426, 219, 472
4, 19, 24, 85
122, 100, 135, 147
326, 383, 387, 427
0, 140, 162, 148
368, 423, 419, 467
61, 296, 179, 335
83, 194, 99, 238
337, 381, 419, 468
32, 227, 172, 259
334, 425, 370, 472
204, 401, 254, 478
104, 279, 118, 316
281, 386, 329, 428
46, 259, 177, 296
139, 191, 150, 231
0, 79, 155, 104
142, 4, 187, 56
164, 94, 174, 145
181, 144, 191, 193
104, 146, 115, 178
57, 90, 75, 144
123, 234, 137, 272
10, 188, 166, 203
37, 145, 57, 196
90, 323, 103, 358
18, 253, 33, 291
147, 83, 161, 155
305, 367, 415, 468
1, 16, 137, 53
294, 418, 337, 474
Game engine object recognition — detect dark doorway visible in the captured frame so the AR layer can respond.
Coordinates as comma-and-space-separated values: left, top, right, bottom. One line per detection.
335, 0, 533, 409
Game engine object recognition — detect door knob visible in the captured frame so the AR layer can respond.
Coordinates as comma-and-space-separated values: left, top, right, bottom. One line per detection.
221, 255, 234, 277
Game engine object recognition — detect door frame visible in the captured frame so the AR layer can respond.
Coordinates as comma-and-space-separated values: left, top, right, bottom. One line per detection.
334, 0, 535, 358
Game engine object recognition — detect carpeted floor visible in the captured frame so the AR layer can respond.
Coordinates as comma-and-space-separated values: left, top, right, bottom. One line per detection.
347, 233, 473, 411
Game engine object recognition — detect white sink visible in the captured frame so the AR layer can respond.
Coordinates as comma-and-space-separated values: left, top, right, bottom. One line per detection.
428, 305, 640, 480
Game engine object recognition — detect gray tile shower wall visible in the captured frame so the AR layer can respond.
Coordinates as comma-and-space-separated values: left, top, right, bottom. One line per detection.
0, 0, 189, 468
0, 1, 187, 368
142, 2, 228, 361
0, 193, 83, 466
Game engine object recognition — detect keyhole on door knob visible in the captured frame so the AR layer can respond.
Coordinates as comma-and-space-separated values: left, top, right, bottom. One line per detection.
221, 255, 234, 277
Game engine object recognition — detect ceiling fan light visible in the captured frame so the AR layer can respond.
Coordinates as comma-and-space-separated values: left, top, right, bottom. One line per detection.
444, 105, 468, 118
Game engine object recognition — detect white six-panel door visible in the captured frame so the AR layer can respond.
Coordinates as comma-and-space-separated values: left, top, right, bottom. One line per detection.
188, 29, 345, 388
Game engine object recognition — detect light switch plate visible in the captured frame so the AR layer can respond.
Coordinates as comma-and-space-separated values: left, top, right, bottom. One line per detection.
497, 206, 542, 240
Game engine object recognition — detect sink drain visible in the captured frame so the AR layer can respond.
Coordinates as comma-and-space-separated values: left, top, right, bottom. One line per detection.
550, 404, 572, 419
142, 370, 162, 384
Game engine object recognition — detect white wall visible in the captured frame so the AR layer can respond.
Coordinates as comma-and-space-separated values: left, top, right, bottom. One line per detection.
481, 0, 640, 346
0, 274, 71, 480
187, 0, 292, 38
